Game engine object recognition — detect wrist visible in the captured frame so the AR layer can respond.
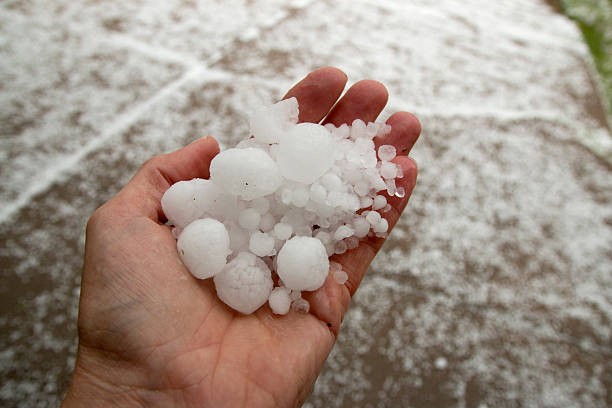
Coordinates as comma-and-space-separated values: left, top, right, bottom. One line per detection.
62, 345, 168, 408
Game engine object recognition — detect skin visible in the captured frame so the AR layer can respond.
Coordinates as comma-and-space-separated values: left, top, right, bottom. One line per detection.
62, 67, 421, 408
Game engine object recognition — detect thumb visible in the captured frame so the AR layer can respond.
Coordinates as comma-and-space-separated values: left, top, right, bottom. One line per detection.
111, 136, 220, 221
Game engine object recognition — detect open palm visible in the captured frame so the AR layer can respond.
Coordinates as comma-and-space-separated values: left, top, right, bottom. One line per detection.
63, 67, 421, 407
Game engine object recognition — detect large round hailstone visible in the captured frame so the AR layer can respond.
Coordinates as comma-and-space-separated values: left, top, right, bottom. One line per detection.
177, 218, 231, 279
276, 236, 329, 291
161, 179, 212, 228
210, 147, 282, 200
214, 252, 273, 314
277, 123, 335, 183
162, 178, 238, 226
250, 97, 299, 144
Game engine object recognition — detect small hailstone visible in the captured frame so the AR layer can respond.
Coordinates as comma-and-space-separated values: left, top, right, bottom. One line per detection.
360, 196, 373, 209
249, 232, 275, 257
214, 252, 273, 314
378, 145, 396, 162
380, 161, 398, 179
291, 187, 310, 207
289, 289, 302, 301
329, 261, 342, 273
321, 173, 343, 191
259, 213, 276, 232
353, 216, 371, 238
334, 240, 348, 254
277, 123, 335, 183
210, 147, 282, 200
177, 218, 230, 279
268, 287, 291, 315
291, 298, 310, 313
309, 183, 327, 203
250, 197, 271, 214
238, 208, 261, 230
345, 236, 360, 249
273, 222, 293, 240
334, 225, 355, 241
373, 218, 389, 234
250, 97, 299, 144
434, 357, 448, 370
277, 236, 329, 291
365, 210, 382, 225
385, 178, 397, 196
395, 186, 406, 198
372, 195, 387, 210
333, 270, 349, 285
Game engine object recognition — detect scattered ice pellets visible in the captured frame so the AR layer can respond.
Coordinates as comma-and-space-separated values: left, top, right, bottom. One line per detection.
259, 213, 276, 232
210, 147, 282, 200
249, 231, 275, 257
238, 208, 261, 230
434, 357, 448, 370
277, 123, 335, 183
333, 270, 349, 285
378, 145, 396, 162
273, 222, 293, 240
277, 236, 329, 291
214, 252, 273, 314
250, 97, 299, 144
380, 161, 398, 179
291, 298, 310, 314
372, 195, 387, 210
365, 210, 382, 225
334, 225, 355, 241
177, 218, 230, 279
268, 287, 291, 315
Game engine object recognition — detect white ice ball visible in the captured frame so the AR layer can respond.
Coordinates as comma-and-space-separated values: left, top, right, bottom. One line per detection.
250, 97, 299, 144
268, 287, 291, 315
277, 236, 329, 291
210, 147, 282, 200
177, 218, 231, 279
213, 252, 273, 314
277, 123, 335, 183
161, 179, 217, 228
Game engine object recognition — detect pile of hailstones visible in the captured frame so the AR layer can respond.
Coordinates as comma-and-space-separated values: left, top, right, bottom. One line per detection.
162, 97, 405, 315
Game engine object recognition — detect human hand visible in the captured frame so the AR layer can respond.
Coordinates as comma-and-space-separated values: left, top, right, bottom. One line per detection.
62, 67, 421, 407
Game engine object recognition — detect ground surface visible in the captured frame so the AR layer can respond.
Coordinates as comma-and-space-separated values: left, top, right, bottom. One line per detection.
1, 0, 611, 407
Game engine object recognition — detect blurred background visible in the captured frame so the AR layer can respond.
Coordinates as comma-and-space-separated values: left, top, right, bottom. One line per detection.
1, 0, 610, 406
